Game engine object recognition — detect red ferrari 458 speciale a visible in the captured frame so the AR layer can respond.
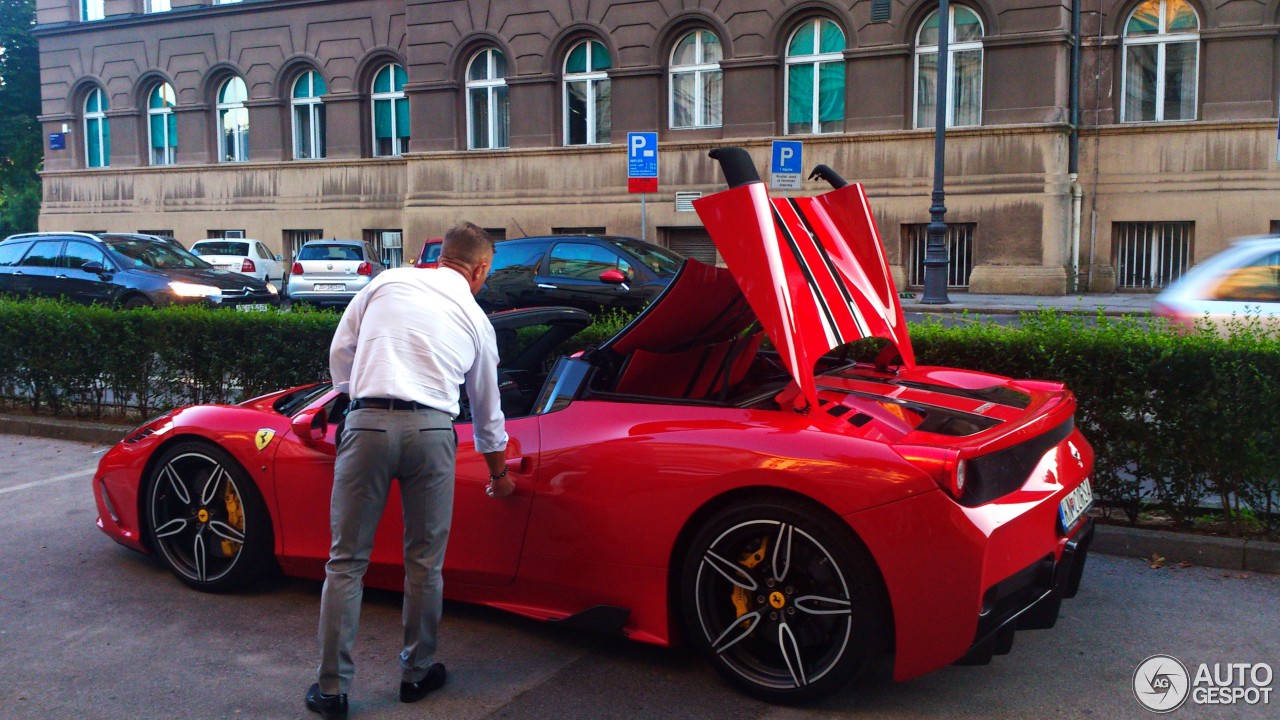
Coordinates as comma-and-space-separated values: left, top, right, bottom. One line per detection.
93, 148, 1095, 703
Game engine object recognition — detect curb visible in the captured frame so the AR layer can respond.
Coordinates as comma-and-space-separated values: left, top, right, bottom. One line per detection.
902, 304, 1145, 317
1092, 524, 1280, 575
0, 413, 130, 446
2, 413, 1274, 574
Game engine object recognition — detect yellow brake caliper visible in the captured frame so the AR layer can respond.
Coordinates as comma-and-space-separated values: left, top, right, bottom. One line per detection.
221, 484, 244, 557
731, 537, 768, 622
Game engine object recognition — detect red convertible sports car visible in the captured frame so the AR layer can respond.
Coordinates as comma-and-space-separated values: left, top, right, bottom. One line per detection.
93, 148, 1095, 703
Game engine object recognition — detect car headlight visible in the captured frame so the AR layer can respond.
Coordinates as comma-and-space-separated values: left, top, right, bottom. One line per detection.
169, 281, 222, 298
265, 282, 279, 295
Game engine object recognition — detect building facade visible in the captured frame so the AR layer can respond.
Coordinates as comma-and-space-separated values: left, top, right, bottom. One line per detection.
33, 0, 1280, 293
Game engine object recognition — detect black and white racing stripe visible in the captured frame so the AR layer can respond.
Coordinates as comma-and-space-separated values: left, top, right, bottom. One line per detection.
768, 200, 875, 348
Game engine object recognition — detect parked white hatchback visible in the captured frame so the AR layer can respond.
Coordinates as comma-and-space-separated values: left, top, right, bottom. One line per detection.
1153, 235, 1280, 333
189, 239, 286, 286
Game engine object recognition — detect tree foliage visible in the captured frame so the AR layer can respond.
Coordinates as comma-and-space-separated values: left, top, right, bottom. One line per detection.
0, 0, 40, 237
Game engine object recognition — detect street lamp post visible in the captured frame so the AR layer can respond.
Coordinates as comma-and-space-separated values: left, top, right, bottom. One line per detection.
921, 0, 952, 304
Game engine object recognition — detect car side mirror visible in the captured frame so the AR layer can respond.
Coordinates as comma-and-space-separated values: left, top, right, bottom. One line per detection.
275, 254, 283, 261
82, 261, 108, 274
291, 407, 329, 443
599, 269, 627, 284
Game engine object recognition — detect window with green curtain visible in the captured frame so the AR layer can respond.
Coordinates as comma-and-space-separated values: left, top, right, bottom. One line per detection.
817, 61, 844, 125
85, 88, 109, 167
148, 83, 177, 165
787, 64, 813, 130
374, 99, 391, 138
786, 19, 845, 134
395, 97, 409, 138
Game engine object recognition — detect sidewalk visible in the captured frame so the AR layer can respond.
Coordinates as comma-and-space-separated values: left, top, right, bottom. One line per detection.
901, 291, 1154, 316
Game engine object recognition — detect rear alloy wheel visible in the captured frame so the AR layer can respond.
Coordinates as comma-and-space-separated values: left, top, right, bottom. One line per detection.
145, 441, 273, 592
122, 296, 152, 310
681, 498, 886, 703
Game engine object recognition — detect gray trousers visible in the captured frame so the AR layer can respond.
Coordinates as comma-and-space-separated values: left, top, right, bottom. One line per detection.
316, 406, 455, 695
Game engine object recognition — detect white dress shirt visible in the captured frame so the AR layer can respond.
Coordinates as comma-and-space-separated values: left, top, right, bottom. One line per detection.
329, 266, 508, 454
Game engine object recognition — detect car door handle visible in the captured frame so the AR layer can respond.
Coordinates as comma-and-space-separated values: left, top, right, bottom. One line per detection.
537, 283, 557, 290
55, 275, 68, 279
505, 456, 531, 474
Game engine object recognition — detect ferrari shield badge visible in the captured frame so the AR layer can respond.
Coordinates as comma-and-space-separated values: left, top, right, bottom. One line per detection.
255, 428, 275, 451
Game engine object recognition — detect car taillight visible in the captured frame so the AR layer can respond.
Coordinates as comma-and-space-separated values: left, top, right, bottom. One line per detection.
357, 261, 372, 276
291, 262, 304, 275
895, 445, 968, 500
241, 258, 256, 273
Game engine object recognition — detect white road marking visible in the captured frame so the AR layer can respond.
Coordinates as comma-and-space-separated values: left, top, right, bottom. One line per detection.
0, 468, 96, 496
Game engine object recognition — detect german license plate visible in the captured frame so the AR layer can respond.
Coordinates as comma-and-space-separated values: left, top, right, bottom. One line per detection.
1059, 478, 1093, 532
314, 284, 345, 292
236, 303, 268, 312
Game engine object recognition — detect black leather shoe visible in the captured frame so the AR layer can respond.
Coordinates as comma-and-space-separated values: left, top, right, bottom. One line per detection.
399, 663, 447, 703
305, 683, 348, 720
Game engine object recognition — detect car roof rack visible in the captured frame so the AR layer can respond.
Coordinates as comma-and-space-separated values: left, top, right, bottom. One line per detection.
4, 231, 103, 242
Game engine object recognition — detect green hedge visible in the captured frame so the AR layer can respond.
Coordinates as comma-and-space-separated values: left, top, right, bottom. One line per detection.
0, 300, 336, 419
1, 299, 1276, 534
908, 311, 1280, 535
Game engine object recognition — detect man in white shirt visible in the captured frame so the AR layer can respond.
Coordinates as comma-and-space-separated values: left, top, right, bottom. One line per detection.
307, 223, 512, 720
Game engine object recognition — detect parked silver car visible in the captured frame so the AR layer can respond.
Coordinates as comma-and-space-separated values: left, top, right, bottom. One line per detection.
285, 239, 385, 307
1153, 235, 1280, 333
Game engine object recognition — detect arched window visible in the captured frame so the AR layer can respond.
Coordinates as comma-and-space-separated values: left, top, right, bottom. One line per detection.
915, 5, 984, 129
292, 70, 326, 160
785, 19, 845, 135
563, 40, 611, 145
669, 30, 723, 129
217, 77, 249, 162
466, 48, 509, 150
372, 64, 409, 157
147, 83, 177, 166
84, 87, 110, 168
1122, 0, 1199, 122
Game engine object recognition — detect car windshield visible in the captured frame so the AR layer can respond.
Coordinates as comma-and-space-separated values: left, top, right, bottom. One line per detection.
422, 244, 442, 262
274, 383, 333, 416
613, 239, 683, 277
192, 241, 250, 257
107, 238, 211, 270
299, 244, 363, 262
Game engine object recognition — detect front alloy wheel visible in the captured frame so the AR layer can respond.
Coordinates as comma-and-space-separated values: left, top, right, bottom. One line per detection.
146, 441, 272, 592
682, 498, 886, 703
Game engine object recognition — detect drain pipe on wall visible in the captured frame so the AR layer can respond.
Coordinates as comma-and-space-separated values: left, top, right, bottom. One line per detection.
1068, 0, 1082, 293
1086, 0, 1105, 292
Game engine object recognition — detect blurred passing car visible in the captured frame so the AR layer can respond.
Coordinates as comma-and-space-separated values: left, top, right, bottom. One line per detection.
284, 239, 385, 307
477, 234, 682, 313
1153, 235, 1280, 333
0, 231, 280, 309
190, 238, 286, 286
413, 237, 444, 268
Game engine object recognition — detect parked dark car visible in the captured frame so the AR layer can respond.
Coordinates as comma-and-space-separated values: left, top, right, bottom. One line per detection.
0, 232, 281, 310
477, 235, 683, 314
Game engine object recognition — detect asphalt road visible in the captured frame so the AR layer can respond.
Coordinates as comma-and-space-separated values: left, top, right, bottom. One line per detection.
1, 435, 1276, 720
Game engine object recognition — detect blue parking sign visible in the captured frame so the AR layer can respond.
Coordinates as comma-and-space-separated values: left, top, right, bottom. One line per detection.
771, 140, 803, 175
627, 132, 658, 178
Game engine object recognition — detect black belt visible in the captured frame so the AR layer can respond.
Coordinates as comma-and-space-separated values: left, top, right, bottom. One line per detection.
350, 397, 434, 412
